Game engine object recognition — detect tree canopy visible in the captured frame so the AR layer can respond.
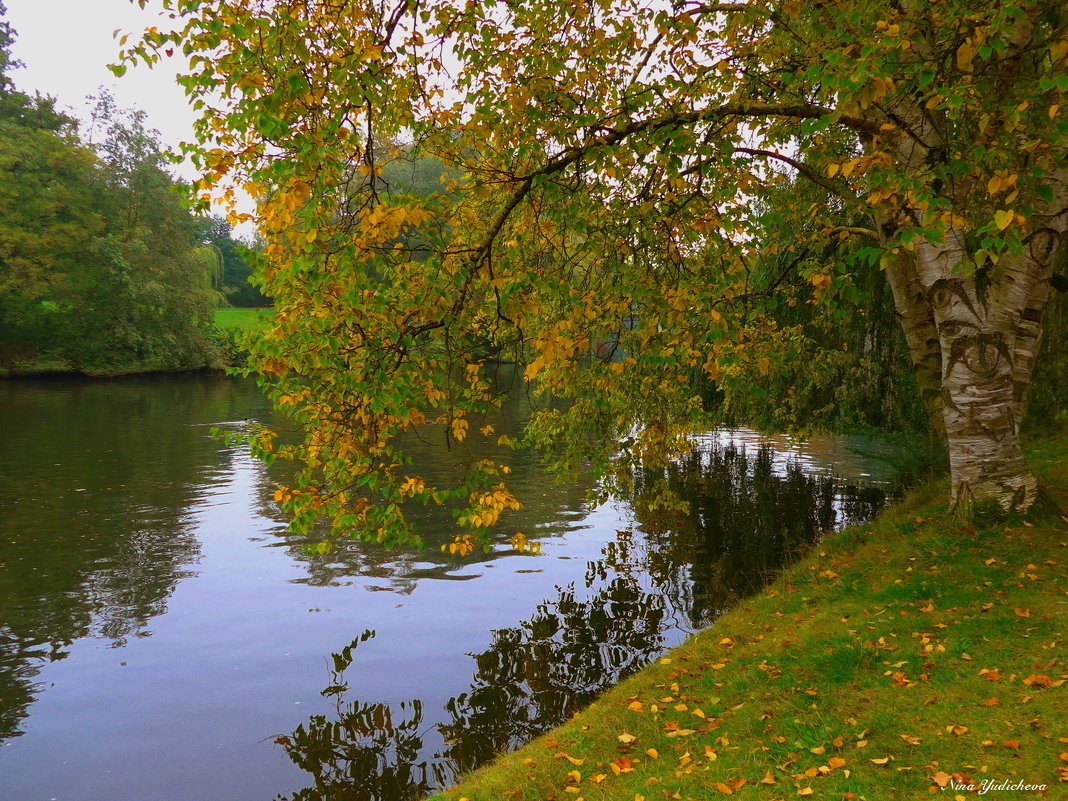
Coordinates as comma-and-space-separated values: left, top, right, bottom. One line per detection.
126, 0, 1068, 546
0, 10, 226, 376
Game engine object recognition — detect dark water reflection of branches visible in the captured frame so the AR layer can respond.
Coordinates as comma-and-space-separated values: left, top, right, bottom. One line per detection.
274, 442, 889, 801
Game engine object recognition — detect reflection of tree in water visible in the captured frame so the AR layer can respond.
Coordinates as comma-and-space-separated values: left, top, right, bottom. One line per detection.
626, 441, 888, 629
0, 374, 257, 740
272, 630, 450, 801
275, 578, 670, 801
275, 440, 889, 801
438, 575, 668, 777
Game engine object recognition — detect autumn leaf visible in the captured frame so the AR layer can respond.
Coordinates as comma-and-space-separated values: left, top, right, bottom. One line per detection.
555, 752, 585, 765
1022, 674, 1054, 687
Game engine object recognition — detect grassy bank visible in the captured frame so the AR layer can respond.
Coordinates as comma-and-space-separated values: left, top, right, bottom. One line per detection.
429, 434, 1068, 800
214, 307, 272, 333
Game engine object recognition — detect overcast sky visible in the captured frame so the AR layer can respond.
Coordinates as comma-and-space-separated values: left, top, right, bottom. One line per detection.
5, 0, 195, 162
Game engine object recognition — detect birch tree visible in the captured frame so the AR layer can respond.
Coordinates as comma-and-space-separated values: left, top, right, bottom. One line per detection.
126, 0, 1068, 543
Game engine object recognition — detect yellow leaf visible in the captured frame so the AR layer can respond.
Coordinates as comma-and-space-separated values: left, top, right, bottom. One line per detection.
956, 39, 975, 71
932, 771, 952, 788
870, 756, 892, 765
994, 209, 1014, 230
645, 748, 659, 759
756, 357, 770, 375
555, 753, 585, 766
618, 732, 637, 745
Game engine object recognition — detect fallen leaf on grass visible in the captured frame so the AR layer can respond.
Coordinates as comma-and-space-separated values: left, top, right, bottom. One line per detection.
1022, 674, 1057, 687
555, 753, 585, 765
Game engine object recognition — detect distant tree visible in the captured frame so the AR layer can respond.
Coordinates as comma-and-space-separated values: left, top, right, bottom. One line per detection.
0, 14, 222, 376
197, 214, 268, 307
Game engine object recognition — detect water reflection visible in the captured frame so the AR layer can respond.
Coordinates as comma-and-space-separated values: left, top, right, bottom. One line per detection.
273, 630, 449, 801
275, 441, 889, 801
0, 374, 264, 740
630, 439, 888, 624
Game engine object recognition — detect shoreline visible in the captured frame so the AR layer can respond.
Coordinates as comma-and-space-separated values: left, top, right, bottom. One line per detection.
426, 431, 1068, 800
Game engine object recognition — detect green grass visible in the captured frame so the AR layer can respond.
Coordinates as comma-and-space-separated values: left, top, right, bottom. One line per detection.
429, 432, 1068, 800
214, 306, 272, 333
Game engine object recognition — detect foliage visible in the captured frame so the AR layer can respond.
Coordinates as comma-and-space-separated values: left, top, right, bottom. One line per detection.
125, 0, 1068, 541
0, 14, 223, 377
198, 214, 268, 307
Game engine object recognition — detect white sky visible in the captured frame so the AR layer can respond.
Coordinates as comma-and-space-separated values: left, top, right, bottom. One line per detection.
5, 0, 196, 170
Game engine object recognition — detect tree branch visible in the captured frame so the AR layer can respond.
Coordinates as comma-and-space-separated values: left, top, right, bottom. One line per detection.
732, 146, 852, 199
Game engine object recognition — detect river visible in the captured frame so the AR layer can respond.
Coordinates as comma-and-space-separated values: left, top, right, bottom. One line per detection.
0, 373, 895, 801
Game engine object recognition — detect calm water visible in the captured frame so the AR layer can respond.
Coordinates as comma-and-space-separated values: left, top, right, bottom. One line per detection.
0, 373, 894, 801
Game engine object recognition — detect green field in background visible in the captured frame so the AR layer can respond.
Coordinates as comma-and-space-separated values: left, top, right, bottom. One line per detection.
214, 307, 272, 333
